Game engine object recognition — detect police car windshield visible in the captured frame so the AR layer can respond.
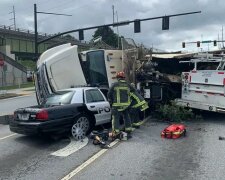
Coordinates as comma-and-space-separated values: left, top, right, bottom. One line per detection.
45, 91, 75, 106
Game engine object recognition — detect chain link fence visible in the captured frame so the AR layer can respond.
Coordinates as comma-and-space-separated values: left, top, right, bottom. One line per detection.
0, 65, 27, 87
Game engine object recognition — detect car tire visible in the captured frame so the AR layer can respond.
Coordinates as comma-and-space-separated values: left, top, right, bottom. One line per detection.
71, 114, 93, 140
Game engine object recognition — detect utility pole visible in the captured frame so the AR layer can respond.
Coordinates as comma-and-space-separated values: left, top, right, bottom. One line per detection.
222, 26, 224, 48
218, 33, 221, 49
116, 11, 119, 49
112, 5, 115, 24
9, 6, 16, 30
12, 6, 16, 30
112, 5, 120, 49
34, 4, 38, 60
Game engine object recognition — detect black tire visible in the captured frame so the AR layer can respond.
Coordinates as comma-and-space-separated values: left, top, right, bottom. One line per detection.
71, 114, 93, 140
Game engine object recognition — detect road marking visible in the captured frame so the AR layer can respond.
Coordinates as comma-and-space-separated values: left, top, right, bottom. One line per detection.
61, 139, 120, 180
51, 137, 89, 157
0, 133, 16, 141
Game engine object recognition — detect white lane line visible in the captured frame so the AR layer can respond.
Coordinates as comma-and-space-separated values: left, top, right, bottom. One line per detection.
0, 133, 16, 141
51, 137, 89, 157
61, 139, 120, 180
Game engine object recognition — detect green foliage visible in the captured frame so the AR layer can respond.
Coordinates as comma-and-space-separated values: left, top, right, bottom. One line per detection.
18, 60, 36, 71
92, 27, 121, 48
64, 34, 75, 40
157, 101, 194, 122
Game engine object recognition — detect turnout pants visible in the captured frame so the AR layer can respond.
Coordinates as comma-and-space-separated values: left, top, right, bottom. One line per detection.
130, 107, 141, 126
112, 107, 132, 133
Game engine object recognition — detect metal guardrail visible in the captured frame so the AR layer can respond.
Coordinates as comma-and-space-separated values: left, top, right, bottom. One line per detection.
0, 25, 56, 38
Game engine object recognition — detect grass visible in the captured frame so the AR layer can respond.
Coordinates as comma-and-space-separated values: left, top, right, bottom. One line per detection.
0, 82, 34, 90
24, 88, 35, 91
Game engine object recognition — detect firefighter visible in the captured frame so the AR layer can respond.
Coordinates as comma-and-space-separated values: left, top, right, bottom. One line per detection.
129, 87, 149, 128
107, 71, 135, 136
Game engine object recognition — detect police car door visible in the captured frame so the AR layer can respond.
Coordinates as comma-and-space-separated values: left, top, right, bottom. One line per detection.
85, 89, 111, 125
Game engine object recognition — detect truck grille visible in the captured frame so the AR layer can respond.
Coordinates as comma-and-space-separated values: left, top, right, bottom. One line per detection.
35, 64, 52, 104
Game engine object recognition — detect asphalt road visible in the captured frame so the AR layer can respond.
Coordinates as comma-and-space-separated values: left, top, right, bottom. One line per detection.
0, 94, 37, 116
1, 94, 225, 180
0, 124, 101, 180
75, 112, 225, 180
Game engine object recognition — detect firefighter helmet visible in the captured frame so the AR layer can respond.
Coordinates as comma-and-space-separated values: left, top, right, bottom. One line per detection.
116, 71, 125, 79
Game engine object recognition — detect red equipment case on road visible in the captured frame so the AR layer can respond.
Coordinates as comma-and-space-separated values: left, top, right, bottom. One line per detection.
161, 124, 186, 139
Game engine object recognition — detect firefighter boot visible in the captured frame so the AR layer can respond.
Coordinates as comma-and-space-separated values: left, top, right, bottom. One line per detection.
125, 127, 135, 133
132, 122, 141, 129
126, 132, 132, 139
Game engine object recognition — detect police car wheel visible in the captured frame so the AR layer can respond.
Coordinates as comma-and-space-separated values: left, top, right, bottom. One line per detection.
71, 115, 91, 140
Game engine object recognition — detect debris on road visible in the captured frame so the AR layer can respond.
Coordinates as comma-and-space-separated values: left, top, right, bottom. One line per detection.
161, 124, 186, 139
90, 129, 130, 148
90, 130, 109, 148
218, 136, 225, 140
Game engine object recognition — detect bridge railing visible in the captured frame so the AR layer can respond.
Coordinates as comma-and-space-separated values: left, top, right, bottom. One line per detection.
0, 24, 90, 45
0, 25, 52, 37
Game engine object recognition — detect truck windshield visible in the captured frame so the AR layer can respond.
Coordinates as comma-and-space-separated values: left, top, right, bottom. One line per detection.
86, 50, 109, 86
45, 91, 74, 106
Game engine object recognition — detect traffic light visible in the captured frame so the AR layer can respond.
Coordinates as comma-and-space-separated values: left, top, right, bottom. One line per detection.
134, 20, 141, 33
162, 16, 169, 30
197, 41, 200, 47
182, 42, 185, 48
214, 40, 217, 46
79, 30, 84, 40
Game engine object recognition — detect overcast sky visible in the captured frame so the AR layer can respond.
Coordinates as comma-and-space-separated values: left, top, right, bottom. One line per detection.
0, 0, 225, 52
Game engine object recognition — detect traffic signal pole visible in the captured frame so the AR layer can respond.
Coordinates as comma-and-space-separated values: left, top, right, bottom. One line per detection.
34, 4, 72, 61
182, 40, 225, 48
34, 3, 201, 60
34, 4, 38, 61
37, 11, 201, 45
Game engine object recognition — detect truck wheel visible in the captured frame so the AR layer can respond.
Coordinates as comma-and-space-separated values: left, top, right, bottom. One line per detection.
71, 114, 92, 140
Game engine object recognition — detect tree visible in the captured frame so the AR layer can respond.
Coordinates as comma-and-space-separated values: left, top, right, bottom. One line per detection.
92, 26, 120, 48
64, 34, 75, 40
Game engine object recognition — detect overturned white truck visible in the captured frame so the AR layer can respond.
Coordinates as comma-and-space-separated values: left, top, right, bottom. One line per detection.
35, 43, 124, 104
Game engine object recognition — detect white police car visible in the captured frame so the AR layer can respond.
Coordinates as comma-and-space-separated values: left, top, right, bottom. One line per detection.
10, 87, 111, 140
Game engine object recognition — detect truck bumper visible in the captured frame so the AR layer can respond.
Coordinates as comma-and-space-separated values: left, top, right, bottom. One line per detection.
175, 98, 225, 113
9, 119, 72, 135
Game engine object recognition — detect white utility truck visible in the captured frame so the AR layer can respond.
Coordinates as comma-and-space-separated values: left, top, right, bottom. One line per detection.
176, 53, 225, 113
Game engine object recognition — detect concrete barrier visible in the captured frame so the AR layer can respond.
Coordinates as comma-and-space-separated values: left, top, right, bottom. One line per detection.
0, 115, 13, 125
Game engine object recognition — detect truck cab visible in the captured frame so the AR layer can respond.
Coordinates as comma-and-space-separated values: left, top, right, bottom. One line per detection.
35, 43, 123, 104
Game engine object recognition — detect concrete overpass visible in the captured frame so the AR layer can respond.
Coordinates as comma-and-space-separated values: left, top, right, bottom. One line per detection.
0, 25, 90, 61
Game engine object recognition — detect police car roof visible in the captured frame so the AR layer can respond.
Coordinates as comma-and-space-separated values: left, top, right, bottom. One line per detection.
57, 87, 98, 92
